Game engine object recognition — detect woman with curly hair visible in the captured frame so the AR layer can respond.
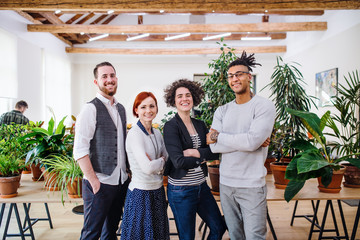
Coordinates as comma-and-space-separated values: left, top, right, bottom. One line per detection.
163, 79, 226, 240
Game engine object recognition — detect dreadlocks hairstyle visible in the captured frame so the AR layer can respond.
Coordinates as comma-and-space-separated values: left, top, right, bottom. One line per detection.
228, 51, 262, 72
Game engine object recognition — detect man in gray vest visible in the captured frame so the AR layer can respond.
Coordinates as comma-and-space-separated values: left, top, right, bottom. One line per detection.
74, 62, 130, 240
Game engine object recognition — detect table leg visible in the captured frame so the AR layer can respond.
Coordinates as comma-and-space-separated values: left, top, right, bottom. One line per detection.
308, 200, 321, 240
267, 207, 277, 240
23, 203, 36, 240
337, 200, 349, 240
0, 203, 5, 227
351, 200, 360, 240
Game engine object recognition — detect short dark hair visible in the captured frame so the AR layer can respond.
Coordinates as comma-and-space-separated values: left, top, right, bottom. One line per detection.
132, 92, 158, 117
228, 51, 262, 72
15, 100, 28, 109
93, 62, 116, 78
164, 79, 204, 107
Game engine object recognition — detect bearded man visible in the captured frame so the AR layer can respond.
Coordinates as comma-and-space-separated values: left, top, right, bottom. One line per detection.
74, 62, 130, 240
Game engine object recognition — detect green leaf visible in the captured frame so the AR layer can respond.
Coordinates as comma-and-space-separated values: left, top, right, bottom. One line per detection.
284, 180, 305, 202
55, 116, 67, 134
290, 139, 317, 151
48, 117, 55, 134
319, 167, 332, 187
296, 151, 330, 173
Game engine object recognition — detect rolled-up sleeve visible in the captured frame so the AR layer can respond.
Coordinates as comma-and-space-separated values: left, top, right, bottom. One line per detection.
73, 104, 96, 161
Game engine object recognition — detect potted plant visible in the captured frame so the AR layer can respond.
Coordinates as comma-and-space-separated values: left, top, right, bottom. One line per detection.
196, 39, 238, 193
284, 108, 360, 202
0, 124, 28, 198
0, 154, 25, 198
326, 70, 360, 187
41, 154, 83, 204
262, 57, 316, 188
19, 116, 74, 183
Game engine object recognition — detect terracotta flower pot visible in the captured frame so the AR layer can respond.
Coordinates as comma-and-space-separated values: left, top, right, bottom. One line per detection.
317, 167, 345, 193
208, 165, 219, 193
0, 175, 21, 198
41, 167, 59, 191
67, 177, 83, 198
270, 162, 289, 189
22, 165, 32, 174
265, 157, 276, 174
343, 163, 360, 188
30, 163, 44, 181
163, 176, 168, 187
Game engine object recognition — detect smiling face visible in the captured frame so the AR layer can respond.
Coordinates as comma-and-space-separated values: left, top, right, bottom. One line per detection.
227, 65, 252, 95
135, 96, 157, 124
94, 65, 118, 98
175, 87, 193, 114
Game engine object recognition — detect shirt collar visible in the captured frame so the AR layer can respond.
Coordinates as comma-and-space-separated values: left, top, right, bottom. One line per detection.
137, 120, 154, 136
96, 92, 118, 106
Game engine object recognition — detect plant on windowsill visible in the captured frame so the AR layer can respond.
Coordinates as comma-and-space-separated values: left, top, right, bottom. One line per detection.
284, 108, 360, 202
326, 70, 360, 187
261, 56, 316, 189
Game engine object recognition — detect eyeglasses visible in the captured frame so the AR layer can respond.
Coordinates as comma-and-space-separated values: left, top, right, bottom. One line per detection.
227, 71, 250, 80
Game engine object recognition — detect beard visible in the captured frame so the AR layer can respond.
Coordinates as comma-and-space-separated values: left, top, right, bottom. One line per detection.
99, 84, 117, 96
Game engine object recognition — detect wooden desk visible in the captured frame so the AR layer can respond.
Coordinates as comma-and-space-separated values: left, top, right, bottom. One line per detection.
0, 174, 82, 203
266, 174, 360, 240
266, 175, 360, 201
0, 174, 82, 240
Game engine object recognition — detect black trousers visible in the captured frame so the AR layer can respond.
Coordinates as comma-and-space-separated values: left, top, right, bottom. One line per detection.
80, 177, 130, 240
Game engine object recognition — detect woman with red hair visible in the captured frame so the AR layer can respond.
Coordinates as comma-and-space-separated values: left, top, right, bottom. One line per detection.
121, 92, 169, 240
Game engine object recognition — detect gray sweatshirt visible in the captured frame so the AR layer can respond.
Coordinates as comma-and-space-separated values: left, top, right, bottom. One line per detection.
210, 95, 276, 188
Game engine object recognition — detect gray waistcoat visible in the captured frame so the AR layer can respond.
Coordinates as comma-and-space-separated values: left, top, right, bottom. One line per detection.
89, 98, 127, 175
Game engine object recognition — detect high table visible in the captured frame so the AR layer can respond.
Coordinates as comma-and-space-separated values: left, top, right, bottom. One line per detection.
266, 175, 360, 240
0, 174, 82, 240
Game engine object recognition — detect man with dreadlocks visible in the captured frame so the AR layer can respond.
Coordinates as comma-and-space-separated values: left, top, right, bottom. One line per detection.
206, 51, 276, 240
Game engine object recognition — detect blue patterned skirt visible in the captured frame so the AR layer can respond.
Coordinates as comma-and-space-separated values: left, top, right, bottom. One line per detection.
121, 186, 169, 240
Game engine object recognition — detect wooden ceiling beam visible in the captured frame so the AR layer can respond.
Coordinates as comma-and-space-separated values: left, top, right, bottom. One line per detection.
23, 10, 325, 16
65, 46, 287, 55
65, 14, 84, 24
102, 14, 118, 24
79, 33, 286, 41
15, 10, 73, 46
1, 0, 359, 11
28, 22, 327, 34
40, 12, 84, 43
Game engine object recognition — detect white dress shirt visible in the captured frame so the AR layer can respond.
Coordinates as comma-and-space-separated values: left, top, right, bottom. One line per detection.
73, 93, 128, 185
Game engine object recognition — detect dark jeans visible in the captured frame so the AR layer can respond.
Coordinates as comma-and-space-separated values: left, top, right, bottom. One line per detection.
167, 182, 226, 240
80, 178, 130, 240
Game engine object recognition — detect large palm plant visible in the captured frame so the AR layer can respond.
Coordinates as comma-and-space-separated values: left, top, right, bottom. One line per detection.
263, 57, 316, 159
326, 70, 360, 157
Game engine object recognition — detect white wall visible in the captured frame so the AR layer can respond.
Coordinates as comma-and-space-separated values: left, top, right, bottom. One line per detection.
17, 38, 44, 122
285, 23, 360, 118
0, 10, 72, 125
